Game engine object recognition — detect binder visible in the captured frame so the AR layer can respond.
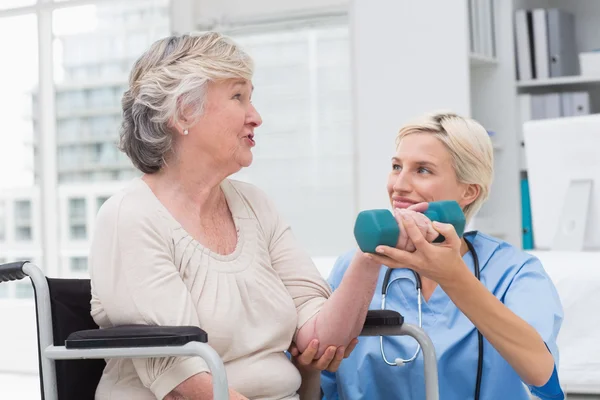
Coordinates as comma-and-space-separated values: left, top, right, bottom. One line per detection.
515, 9, 533, 80
531, 94, 546, 120
544, 93, 561, 118
532, 9, 550, 79
547, 9, 580, 77
469, 0, 477, 53
518, 94, 532, 171
572, 92, 590, 115
560, 92, 574, 117
521, 171, 535, 250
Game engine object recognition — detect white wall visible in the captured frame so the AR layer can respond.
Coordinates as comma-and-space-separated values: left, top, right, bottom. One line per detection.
351, 0, 472, 211
171, 0, 475, 222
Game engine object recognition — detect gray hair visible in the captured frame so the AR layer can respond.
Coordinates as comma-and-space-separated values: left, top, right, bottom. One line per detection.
396, 111, 494, 222
119, 32, 254, 173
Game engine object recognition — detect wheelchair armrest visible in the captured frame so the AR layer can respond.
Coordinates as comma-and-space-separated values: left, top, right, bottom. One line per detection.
361, 310, 404, 334
65, 325, 208, 349
0, 261, 28, 283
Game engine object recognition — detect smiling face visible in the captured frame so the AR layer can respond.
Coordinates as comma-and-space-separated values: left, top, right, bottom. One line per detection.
387, 133, 479, 210
182, 78, 262, 173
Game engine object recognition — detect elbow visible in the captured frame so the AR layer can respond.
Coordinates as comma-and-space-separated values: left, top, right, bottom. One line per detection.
526, 373, 551, 388
165, 372, 213, 400
296, 315, 353, 357
295, 316, 318, 353
524, 351, 555, 387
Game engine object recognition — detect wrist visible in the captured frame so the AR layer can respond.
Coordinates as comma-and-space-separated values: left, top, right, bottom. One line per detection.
354, 250, 381, 269
439, 260, 472, 292
295, 363, 320, 378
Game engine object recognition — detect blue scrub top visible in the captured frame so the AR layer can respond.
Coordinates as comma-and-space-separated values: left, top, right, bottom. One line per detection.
321, 231, 564, 400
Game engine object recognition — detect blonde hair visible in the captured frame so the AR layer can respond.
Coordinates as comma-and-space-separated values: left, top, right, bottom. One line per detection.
119, 32, 254, 173
396, 111, 494, 222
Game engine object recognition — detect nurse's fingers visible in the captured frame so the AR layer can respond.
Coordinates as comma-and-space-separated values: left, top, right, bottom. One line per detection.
367, 246, 419, 269
321, 346, 346, 372
313, 346, 339, 370
431, 221, 461, 248
344, 338, 359, 358
288, 343, 299, 357
294, 339, 319, 366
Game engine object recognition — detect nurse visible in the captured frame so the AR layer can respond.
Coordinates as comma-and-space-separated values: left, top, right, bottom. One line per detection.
321, 111, 564, 400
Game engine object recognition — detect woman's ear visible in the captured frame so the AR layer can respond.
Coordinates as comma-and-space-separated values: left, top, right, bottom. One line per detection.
172, 96, 192, 136
461, 183, 480, 208
169, 118, 188, 136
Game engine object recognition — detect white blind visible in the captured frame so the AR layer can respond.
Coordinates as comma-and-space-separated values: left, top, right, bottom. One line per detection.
232, 24, 355, 257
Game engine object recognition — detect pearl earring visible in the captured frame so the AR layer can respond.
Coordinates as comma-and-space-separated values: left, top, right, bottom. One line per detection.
183, 129, 189, 135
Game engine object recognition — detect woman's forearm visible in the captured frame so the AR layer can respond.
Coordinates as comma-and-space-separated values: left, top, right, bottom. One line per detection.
442, 265, 555, 387
296, 252, 380, 357
166, 372, 248, 400
297, 368, 322, 400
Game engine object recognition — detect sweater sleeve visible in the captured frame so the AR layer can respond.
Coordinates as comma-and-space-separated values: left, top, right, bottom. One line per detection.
231, 181, 332, 334
89, 194, 210, 400
268, 207, 333, 333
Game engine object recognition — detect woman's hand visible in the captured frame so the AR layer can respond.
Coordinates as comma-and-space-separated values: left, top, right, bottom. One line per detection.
395, 203, 439, 251
289, 338, 358, 373
367, 211, 466, 285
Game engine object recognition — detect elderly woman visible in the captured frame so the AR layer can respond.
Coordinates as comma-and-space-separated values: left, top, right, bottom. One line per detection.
320, 112, 565, 400
88, 32, 376, 400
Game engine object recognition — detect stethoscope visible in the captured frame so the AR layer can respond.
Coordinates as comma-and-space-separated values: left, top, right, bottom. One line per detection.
379, 235, 484, 400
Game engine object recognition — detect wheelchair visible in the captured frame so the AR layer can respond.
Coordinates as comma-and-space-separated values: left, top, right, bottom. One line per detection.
0, 261, 440, 400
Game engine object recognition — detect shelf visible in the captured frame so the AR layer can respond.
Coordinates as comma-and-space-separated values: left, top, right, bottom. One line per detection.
469, 53, 498, 67
516, 75, 600, 89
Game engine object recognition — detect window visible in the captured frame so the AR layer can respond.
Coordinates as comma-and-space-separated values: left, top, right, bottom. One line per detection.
70, 256, 88, 272
69, 197, 86, 219
15, 199, 32, 220
97, 196, 109, 212
0, 284, 7, 298
52, 0, 170, 184
231, 24, 354, 256
69, 198, 87, 240
0, 0, 35, 11
14, 255, 34, 298
14, 200, 32, 241
15, 282, 33, 299
0, 12, 37, 245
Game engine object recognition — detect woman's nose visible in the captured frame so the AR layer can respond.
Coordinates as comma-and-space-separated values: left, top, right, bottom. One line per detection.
393, 171, 412, 193
247, 104, 263, 127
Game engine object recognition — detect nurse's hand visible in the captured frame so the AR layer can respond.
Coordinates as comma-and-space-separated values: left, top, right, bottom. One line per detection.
367, 212, 464, 286
289, 338, 358, 373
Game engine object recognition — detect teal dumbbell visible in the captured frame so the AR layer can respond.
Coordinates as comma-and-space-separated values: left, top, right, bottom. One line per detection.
354, 200, 466, 254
